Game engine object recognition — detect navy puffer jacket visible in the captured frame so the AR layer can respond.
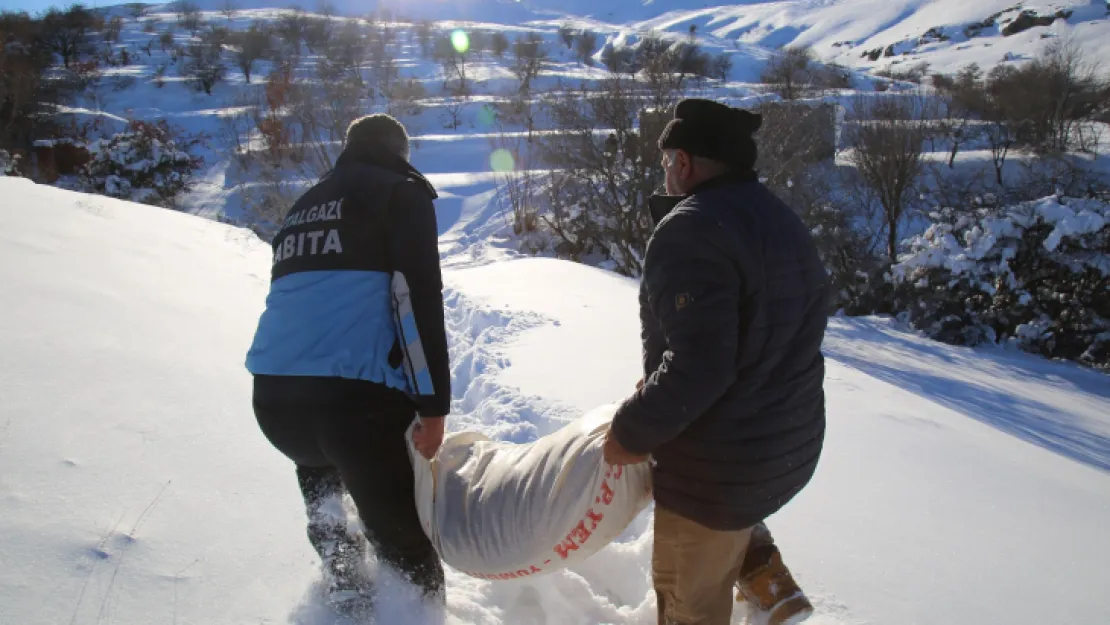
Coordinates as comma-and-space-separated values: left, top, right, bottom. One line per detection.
611, 173, 829, 531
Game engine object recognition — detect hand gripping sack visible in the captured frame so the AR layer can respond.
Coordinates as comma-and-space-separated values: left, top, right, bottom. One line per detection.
406, 405, 652, 580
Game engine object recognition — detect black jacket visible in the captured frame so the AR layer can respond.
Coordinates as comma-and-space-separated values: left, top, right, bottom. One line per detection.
249, 145, 451, 419
611, 173, 828, 531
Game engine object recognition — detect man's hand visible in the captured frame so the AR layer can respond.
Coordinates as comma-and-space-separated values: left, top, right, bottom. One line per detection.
603, 425, 650, 466
412, 416, 445, 460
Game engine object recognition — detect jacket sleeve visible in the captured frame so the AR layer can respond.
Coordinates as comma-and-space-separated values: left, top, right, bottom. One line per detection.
387, 181, 452, 418
610, 210, 742, 455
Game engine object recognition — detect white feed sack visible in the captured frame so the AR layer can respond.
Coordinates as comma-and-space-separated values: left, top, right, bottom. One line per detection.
407, 405, 652, 580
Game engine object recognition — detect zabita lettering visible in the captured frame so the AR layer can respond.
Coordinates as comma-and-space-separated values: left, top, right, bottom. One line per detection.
273, 229, 343, 263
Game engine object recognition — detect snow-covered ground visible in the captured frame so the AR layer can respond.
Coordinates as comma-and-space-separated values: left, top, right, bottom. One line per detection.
3, 175, 1110, 625
3, 1, 1110, 623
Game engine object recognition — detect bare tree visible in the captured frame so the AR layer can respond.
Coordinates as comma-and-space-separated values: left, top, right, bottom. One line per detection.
490, 31, 509, 59
220, 0, 238, 22
985, 116, 1015, 187
558, 23, 574, 49
233, 22, 270, 83
491, 125, 540, 234
442, 81, 470, 129
847, 94, 929, 262
755, 101, 839, 192
637, 34, 686, 110
153, 62, 167, 88
534, 76, 678, 276
510, 33, 546, 94
435, 32, 470, 94
414, 20, 434, 58
384, 78, 427, 117
1, 11, 64, 152
176, 1, 202, 36
204, 25, 231, 47
277, 7, 308, 56
185, 37, 226, 95
1004, 39, 1103, 152
286, 74, 364, 174
103, 16, 124, 43
320, 21, 366, 85
574, 31, 598, 66
711, 53, 733, 82
303, 16, 332, 53
39, 4, 100, 68
497, 91, 538, 141
368, 24, 399, 96
601, 45, 634, 75
931, 64, 987, 168
760, 45, 817, 100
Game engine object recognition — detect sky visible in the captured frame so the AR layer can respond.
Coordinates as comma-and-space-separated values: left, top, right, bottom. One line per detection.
0, 0, 109, 13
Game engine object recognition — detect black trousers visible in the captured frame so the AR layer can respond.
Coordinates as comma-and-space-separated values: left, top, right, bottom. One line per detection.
253, 375, 444, 599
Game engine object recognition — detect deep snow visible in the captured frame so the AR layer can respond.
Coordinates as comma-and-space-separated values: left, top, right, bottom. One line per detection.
2, 176, 1110, 625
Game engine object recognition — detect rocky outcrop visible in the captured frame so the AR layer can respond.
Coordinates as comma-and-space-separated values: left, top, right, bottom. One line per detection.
1001, 9, 1073, 36
919, 27, 950, 45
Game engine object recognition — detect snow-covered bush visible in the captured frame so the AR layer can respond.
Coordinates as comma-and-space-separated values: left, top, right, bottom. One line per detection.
890, 196, 1110, 369
81, 120, 203, 208
1, 150, 23, 176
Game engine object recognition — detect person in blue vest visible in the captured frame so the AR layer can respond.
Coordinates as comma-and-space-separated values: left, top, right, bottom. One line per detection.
245, 114, 450, 610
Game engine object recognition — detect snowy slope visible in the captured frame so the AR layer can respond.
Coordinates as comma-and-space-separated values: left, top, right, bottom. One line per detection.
37, 0, 1102, 229
173, 0, 1110, 76
3, 178, 1110, 625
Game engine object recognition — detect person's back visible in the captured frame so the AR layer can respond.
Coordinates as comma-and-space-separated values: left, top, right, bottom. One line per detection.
648, 177, 827, 530
604, 98, 828, 625
245, 114, 450, 612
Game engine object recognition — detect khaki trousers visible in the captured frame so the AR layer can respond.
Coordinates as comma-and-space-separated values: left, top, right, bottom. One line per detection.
653, 505, 753, 625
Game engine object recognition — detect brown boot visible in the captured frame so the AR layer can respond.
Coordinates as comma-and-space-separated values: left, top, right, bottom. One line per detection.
735, 525, 813, 625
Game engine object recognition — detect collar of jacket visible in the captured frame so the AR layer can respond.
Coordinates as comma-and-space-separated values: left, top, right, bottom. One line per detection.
333, 144, 439, 199
647, 169, 758, 226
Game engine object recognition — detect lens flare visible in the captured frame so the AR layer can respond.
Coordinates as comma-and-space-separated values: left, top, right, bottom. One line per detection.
490, 149, 515, 173
451, 30, 470, 54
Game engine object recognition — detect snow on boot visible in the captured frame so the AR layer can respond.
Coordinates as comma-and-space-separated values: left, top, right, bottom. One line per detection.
323, 583, 374, 621
315, 530, 375, 618
735, 542, 813, 625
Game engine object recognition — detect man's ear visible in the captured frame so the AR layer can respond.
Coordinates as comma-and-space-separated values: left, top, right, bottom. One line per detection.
676, 150, 693, 178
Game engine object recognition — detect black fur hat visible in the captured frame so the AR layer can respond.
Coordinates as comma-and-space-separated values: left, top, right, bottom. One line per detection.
657, 99, 762, 170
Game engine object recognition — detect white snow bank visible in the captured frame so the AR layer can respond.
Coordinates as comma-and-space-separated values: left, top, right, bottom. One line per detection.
894, 196, 1110, 278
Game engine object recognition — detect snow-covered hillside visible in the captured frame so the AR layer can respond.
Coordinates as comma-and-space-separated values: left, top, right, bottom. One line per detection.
173, 0, 1110, 75
23, 0, 1104, 225
3, 176, 1110, 625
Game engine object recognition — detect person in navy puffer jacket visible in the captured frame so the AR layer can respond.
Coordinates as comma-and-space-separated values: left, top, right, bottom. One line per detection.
246, 114, 450, 609
603, 99, 828, 625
